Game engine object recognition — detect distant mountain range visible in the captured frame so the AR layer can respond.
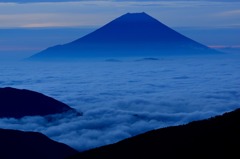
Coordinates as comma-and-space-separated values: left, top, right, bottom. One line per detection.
29, 12, 220, 60
0, 87, 79, 118
0, 128, 78, 159
68, 108, 240, 159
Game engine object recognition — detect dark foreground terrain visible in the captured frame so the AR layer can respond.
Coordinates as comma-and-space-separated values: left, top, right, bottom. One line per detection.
0, 128, 78, 159
0, 87, 77, 118
69, 108, 240, 159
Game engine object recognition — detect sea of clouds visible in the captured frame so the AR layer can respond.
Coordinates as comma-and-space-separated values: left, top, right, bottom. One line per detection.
0, 54, 240, 151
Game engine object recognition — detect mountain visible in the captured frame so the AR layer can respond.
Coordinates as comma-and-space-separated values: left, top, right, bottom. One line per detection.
0, 87, 78, 118
0, 128, 78, 159
68, 108, 240, 159
29, 12, 220, 60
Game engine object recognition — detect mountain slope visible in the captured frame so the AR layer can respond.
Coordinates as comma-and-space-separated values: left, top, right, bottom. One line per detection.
29, 12, 219, 60
0, 128, 78, 159
69, 108, 240, 159
0, 87, 78, 118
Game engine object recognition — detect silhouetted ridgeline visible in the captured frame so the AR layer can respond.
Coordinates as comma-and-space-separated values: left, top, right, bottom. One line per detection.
69, 108, 240, 159
29, 12, 220, 61
0, 128, 78, 159
0, 87, 79, 118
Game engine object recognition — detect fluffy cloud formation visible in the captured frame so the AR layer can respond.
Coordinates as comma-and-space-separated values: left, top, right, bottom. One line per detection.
0, 55, 239, 151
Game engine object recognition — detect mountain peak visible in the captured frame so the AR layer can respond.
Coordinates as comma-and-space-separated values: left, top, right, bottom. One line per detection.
122, 12, 150, 17
112, 12, 159, 24
126, 12, 147, 14
29, 12, 220, 60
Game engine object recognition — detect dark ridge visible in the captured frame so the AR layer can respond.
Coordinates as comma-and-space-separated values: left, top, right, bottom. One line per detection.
28, 12, 221, 61
0, 87, 79, 118
68, 108, 240, 159
0, 128, 78, 159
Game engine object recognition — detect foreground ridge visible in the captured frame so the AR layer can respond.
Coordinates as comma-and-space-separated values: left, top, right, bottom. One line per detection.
69, 108, 240, 159
0, 128, 78, 159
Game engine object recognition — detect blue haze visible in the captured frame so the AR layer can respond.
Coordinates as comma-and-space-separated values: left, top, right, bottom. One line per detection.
0, 28, 94, 61
0, 54, 240, 151
0, 0, 239, 152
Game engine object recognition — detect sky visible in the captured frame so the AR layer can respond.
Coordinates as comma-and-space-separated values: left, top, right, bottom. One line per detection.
0, 0, 239, 60
1, 0, 239, 28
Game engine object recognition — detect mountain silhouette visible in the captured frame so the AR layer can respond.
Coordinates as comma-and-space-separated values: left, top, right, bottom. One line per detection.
0, 128, 78, 159
29, 12, 219, 60
0, 87, 78, 118
68, 108, 240, 159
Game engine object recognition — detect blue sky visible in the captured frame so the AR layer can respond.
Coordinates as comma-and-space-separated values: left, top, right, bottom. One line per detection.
0, 0, 239, 28
0, 0, 239, 60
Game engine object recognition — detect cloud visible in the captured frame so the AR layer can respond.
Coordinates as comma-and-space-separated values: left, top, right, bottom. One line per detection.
0, 2, 119, 28
0, 46, 41, 51
218, 9, 240, 16
0, 107, 223, 151
1, 0, 240, 3
0, 56, 239, 151
209, 45, 240, 49
0, 0, 82, 3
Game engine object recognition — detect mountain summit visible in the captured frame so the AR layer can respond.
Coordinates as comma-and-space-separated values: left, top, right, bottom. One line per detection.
29, 12, 219, 60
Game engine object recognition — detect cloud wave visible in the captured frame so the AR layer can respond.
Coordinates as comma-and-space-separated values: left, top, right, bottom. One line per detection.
0, 55, 240, 151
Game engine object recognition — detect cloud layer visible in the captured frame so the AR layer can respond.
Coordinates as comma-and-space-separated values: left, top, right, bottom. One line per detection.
0, 55, 239, 151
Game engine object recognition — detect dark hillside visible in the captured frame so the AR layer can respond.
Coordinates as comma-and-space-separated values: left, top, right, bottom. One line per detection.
0, 87, 78, 118
69, 108, 240, 159
0, 128, 78, 159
